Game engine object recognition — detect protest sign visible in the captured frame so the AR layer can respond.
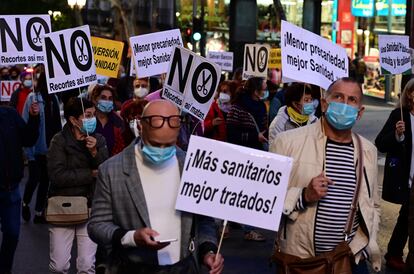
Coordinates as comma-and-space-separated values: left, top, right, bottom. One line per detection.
130, 29, 183, 78
163, 46, 221, 121
129, 57, 136, 76
207, 51, 233, 72
242, 44, 270, 79
281, 20, 348, 90
411, 48, 414, 74
0, 80, 20, 101
0, 15, 51, 65
268, 48, 281, 69
378, 35, 411, 75
91, 37, 124, 78
175, 136, 292, 231
43, 25, 97, 94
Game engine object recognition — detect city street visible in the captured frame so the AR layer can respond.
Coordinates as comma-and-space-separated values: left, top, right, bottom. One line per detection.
1, 98, 408, 274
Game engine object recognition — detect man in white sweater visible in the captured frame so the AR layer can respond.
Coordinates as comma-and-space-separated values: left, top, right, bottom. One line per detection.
89, 99, 224, 274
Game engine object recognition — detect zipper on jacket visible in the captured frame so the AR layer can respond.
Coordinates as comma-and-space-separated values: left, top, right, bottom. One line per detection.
363, 167, 371, 198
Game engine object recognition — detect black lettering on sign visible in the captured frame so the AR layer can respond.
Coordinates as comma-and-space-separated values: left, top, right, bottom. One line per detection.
0, 18, 22, 52
244, 46, 255, 71
191, 62, 217, 104
70, 30, 93, 71
46, 30, 93, 78
45, 34, 70, 78
26, 17, 50, 52
167, 47, 193, 94
244, 46, 269, 73
257, 46, 268, 72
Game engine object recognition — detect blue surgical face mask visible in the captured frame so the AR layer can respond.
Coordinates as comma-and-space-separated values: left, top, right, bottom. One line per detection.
81, 117, 97, 134
142, 144, 176, 165
302, 102, 315, 115
261, 90, 269, 101
97, 100, 114, 113
23, 79, 32, 88
325, 102, 359, 130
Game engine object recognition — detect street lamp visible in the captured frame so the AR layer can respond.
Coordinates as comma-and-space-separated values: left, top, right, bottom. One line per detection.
67, 0, 86, 9
67, 0, 86, 26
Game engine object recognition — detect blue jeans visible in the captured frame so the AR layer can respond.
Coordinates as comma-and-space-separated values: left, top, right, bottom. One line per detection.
0, 187, 21, 273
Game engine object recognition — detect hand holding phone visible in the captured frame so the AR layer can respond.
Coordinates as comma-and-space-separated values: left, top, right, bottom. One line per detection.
156, 238, 178, 244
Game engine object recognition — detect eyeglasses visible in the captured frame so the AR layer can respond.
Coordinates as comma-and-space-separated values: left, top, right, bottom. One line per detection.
134, 84, 148, 88
141, 115, 183, 128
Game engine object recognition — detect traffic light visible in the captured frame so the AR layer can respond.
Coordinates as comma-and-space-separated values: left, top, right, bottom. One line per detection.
192, 17, 203, 42
185, 27, 192, 43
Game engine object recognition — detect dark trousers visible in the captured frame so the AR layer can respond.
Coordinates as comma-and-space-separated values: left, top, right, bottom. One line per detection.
23, 155, 49, 213
0, 188, 21, 273
387, 198, 409, 257
352, 260, 369, 274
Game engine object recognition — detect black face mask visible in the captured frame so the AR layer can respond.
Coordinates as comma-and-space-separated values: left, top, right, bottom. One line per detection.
0, 75, 10, 80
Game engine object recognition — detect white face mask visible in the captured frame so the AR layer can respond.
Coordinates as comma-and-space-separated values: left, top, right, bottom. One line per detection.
129, 119, 140, 137
219, 92, 231, 103
134, 87, 149, 98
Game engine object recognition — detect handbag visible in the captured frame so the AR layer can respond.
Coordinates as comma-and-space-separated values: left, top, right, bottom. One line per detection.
111, 216, 199, 274
271, 133, 364, 274
45, 196, 89, 225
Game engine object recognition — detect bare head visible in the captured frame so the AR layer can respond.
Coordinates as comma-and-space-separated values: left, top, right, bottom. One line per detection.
140, 99, 181, 148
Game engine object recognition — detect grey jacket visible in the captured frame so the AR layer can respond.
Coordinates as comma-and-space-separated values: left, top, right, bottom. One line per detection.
88, 140, 218, 268
47, 124, 109, 202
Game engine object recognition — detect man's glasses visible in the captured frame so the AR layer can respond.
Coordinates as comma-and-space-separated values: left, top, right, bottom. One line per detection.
141, 115, 183, 128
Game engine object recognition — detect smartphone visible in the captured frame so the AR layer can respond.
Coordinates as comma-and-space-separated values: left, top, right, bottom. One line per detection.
157, 238, 178, 244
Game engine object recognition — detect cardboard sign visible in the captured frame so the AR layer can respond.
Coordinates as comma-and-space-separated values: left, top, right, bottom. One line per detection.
268, 48, 281, 69
129, 57, 136, 76
175, 136, 293, 231
91, 37, 124, 78
281, 20, 348, 90
243, 44, 270, 79
410, 48, 414, 74
378, 35, 411, 75
0, 80, 20, 101
207, 51, 233, 72
130, 29, 183, 78
163, 46, 221, 121
43, 25, 97, 94
0, 15, 51, 65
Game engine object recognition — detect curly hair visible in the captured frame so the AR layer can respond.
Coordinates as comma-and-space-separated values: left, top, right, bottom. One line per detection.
91, 84, 117, 102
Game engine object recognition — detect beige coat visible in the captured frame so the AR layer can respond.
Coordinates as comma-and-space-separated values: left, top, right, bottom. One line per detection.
270, 119, 381, 272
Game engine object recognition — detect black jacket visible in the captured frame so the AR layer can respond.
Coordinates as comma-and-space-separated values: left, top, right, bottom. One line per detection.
0, 106, 39, 190
47, 124, 109, 203
375, 108, 412, 204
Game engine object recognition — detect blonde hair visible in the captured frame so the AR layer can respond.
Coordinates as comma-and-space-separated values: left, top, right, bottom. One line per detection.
400, 78, 414, 110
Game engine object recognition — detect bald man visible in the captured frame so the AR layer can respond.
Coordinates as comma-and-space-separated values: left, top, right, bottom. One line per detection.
88, 100, 223, 274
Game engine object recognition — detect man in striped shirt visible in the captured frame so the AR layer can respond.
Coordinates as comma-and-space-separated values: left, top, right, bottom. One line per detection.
270, 78, 381, 274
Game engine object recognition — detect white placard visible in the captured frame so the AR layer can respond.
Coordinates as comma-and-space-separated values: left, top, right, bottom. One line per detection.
0, 80, 20, 101
411, 48, 414, 74
43, 25, 97, 94
163, 46, 221, 121
129, 58, 136, 76
378, 35, 411, 75
281, 20, 348, 90
207, 51, 233, 72
130, 29, 183, 78
0, 15, 51, 65
175, 136, 292, 231
242, 44, 270, 79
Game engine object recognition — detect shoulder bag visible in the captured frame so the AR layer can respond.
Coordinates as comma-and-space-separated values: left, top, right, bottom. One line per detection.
45, 196, 89, 225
